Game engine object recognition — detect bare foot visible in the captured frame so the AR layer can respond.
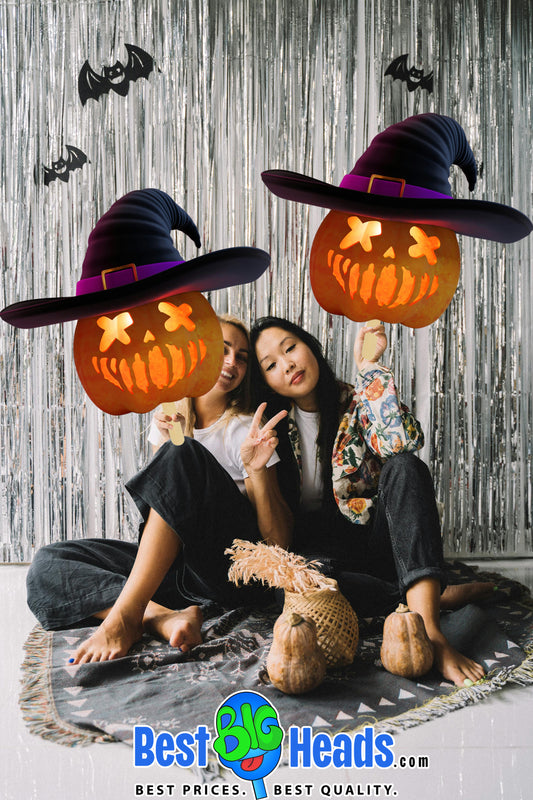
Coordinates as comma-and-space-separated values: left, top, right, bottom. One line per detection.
440, 581, 495, 610
430, 632, 485, 686
144, 605, 203, 652
71, 608, 144, 664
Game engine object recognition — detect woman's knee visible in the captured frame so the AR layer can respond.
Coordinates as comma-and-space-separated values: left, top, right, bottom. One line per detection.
26, 542, 63, 614
28, 541, 66, 575
380, 452, 432, 487
154, 437, 231, 489
26, 541, 68, 587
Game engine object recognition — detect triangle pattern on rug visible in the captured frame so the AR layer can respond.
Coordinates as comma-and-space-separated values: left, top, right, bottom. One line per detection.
398, 689, 416, 700
312, 716, 331, 727
62, 636, 81, 646
71, 708, 95, 718
63, 664, 82, 678
64, 686, 84, 696
336, 711, 354, 720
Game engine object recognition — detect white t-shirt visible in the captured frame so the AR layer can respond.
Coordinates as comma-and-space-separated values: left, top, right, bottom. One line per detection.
148, 412, 279, 495
293, 405, 323, 511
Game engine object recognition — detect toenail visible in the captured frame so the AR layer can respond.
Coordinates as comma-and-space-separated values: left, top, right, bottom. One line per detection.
463, 678, 474, 686
68, 658, 75, 663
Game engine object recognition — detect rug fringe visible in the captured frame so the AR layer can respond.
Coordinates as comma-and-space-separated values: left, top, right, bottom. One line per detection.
315, 646, 533, 746
19, 624, 116, 747
346, 577, 533, 741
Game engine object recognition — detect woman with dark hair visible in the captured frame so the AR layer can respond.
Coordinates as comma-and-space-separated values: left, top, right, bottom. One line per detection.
250, 316, 492, 687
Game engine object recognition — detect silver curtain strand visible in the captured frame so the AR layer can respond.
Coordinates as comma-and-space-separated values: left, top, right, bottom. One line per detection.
0, 0, 531, 561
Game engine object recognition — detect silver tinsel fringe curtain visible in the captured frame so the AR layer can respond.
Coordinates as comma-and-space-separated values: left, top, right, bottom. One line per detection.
0, 0, 531, 562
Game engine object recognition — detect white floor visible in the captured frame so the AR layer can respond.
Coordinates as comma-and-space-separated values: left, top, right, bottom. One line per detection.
2, 560, 533, 800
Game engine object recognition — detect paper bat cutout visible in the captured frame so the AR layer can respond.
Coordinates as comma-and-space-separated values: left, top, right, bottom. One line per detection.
385, 54, 434, 93
37, 145, 89, 186
78, 43, 155, 105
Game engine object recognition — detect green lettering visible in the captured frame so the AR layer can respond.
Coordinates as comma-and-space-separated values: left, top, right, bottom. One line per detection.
254, 705, 283, 751
212, 705, 251, 761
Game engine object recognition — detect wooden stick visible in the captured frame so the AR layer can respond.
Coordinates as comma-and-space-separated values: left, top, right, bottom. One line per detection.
161, 401, 185, 446
362, 318, 382, 361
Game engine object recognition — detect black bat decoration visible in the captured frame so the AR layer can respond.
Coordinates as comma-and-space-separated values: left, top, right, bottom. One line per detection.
78, 43, 155, 106
385, 54, 434, 93
38, 145, 89, 186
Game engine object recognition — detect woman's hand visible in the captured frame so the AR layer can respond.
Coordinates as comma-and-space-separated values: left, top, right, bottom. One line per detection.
241, 403, 287, 475
152, 408, 185, 444
354, 323, 387, 372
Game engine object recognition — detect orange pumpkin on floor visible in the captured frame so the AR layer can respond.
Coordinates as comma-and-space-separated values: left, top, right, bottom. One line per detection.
310, 210, 460, 328
380, 603, 434, 678
73, 291, 223, 414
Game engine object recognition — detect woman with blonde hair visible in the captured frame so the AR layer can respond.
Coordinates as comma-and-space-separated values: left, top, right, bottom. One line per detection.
151, 314, 254, 444
27, 314, 292, 663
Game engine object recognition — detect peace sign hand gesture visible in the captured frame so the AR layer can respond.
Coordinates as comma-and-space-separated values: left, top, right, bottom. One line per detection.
241, 403, 287, 475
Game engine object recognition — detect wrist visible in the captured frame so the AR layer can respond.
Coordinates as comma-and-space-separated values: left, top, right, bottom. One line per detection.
358, 359, 383, 373
245, 465, 268, 480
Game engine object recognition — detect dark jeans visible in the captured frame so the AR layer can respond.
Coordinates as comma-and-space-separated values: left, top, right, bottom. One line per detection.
26, 539, 184, 629
27, 442, 445, 629
293, 452, 446, 617
27, 439, 271, 629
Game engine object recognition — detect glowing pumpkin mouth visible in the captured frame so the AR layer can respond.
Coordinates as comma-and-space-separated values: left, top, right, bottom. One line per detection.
73, 291, 224, 416
90, 338, 207, 394
327, 249, 439, 309
309, 211, 461, 329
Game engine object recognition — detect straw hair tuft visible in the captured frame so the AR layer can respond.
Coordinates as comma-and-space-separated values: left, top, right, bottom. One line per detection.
226, 539, 359, 666
226, 539, 332, 593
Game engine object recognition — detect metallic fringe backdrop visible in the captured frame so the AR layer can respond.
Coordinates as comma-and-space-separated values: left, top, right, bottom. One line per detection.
0, 0, 531, 562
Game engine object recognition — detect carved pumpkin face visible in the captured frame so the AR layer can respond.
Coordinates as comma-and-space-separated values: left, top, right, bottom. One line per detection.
310, 211, 461, 328
73, 291, 223, 414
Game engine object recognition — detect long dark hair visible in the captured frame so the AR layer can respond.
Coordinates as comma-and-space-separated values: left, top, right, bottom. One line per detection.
249, 316, 342, 507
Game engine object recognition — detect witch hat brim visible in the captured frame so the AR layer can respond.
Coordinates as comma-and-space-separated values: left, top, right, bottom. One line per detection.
1, 189, 271, 329
0, 247, 270, 329
261, 169, 532, 244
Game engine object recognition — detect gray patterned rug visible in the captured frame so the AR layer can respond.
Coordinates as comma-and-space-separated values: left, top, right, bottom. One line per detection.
19, 562, 533, 757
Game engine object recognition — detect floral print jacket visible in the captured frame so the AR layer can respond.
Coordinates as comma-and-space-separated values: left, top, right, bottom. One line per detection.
331, 365, 424, 525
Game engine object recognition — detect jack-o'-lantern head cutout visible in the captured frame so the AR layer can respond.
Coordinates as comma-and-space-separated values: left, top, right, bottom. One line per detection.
73, 291, 223, 414
262, 113, 532, 328
310, 212, 460, 327
0, 189, 271, 414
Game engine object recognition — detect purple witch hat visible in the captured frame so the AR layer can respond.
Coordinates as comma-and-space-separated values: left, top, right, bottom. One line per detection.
1, 188, 271, 329
262, 114, 532, 243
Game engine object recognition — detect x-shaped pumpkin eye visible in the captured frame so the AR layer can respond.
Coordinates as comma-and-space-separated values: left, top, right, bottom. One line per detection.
340, 217, 382, 252
97, 312, 134, 353
158, 302, 196, 332
408, 226, 441, 265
